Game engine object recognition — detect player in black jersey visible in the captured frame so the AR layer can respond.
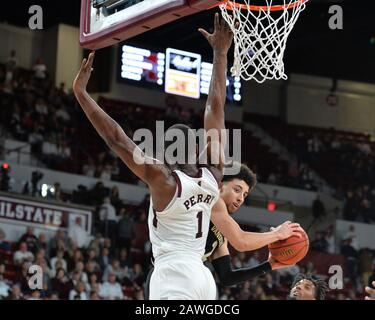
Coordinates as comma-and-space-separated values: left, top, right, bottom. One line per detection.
205, 162, 302, 287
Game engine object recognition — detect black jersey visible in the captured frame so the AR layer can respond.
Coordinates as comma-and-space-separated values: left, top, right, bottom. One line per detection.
203, 221, 225, 262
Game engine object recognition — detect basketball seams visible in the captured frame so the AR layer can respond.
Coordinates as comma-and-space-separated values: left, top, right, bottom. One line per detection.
278, 243, 310, 264
269, 238, 308, 250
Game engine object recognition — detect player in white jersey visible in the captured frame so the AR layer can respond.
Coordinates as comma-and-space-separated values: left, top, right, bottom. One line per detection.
148, 166, 220, 299
73, 14, 232, 299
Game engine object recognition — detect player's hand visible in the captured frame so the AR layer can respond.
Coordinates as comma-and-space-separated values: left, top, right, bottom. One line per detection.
365, 281, 375, 300
198, 13, 235, 54
73, 51, 95, 93
268, 252, 294, 270
272, 221, 303, 241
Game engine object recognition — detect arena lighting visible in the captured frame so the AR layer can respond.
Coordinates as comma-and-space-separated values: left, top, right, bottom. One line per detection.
122, 45, 151, 57
267, 201, 277, 212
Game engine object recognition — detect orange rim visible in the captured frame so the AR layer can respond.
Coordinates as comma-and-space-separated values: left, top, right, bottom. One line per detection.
216, 0, 307, 11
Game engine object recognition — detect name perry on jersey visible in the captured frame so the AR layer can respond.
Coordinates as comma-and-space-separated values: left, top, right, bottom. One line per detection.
183, 194, 215, 210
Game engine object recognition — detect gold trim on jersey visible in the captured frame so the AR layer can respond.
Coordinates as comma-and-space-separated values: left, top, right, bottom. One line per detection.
202, 223, 225, 262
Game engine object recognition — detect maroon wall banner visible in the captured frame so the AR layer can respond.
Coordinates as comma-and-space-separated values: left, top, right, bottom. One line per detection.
0, 195, 92, 234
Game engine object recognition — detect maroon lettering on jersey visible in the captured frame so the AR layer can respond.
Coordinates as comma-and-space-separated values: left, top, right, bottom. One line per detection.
203, 195, 212, 204
197, 194, 203, 203
189, 196, 196, 207
183, 200, 190, 210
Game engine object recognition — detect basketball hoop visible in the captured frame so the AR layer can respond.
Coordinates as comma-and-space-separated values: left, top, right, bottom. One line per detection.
218, 0, 309, 83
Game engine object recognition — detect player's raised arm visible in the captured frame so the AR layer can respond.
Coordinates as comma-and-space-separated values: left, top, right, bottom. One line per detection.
211, 198, 302, 252
198, 13, 234, 174
73, 52, 167, 187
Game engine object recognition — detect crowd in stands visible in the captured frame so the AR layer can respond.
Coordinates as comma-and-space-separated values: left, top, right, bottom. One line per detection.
247, 113, 375, 224
0, 50, 313, 195
1, 210, 374, 300
1, 51, 375, 300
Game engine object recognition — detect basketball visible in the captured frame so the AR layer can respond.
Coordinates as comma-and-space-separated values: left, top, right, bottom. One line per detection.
269, 228, 309, 265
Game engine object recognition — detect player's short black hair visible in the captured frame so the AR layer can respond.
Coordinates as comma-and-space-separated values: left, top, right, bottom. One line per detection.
291, 273, 329, 300
222, 162, 257, 190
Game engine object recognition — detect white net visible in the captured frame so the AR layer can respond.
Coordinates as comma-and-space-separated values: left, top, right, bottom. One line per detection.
219, 0, 308, 83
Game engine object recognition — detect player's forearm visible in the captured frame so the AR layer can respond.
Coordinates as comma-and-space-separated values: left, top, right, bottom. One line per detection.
206, 51, 227, 114
212, 255, 271, 287
237, 231, 280, 252
74, 89, 128, 147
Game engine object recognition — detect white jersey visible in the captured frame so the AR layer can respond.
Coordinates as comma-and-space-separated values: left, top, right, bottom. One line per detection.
148, 167, 219, 260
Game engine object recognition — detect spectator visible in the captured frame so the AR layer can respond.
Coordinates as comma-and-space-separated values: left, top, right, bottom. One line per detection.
237, 281, 251, 300
98, 247, 111, 271
90, 290, 101, 300
35, 98, 48, 115
68, 217, 91, 249
341, 239, 359, 284
50, 250, 68, 273
28, 290, 42, 300
245, 252, 260, 268
82, 157, 96, 177
87, 273, 101, 294
18, 227, 39, 254
343, 191, 358, 221
129, 263, 145, 287
5, 50, 18, 85
311, 231, 329, 253
103, 259, 125, 282
0, 264, 10, 299
98, 197, 117, 240
67, 248, 84, 272
0, 228, 11, 252
85, 260, 100, 279
85, 248, 99, 265
69, 281, 87, 300
7, 284, 23, 300
101, 238, 116, 258
110, 186, 123, 212
262, 273, 276, 297
219, 287, 232, 300
99, 273, 123, 300
119, 248, 132, 269
312, 195, 326, 221
117, 208, 134, 252
37, 233, 49, 254
132, 212, 148, 251
55, 105, 71, 122
33, 57, 47, 80
13, 242, 34, 267
359, 248, 373, 287
52, 182, 63, 202
48, 229, 68, 257
368, 265, 375, 287
344, 225, 359, 251
325, 225, 335, 254
75, 261, 89, 283
253, 284, 266, 300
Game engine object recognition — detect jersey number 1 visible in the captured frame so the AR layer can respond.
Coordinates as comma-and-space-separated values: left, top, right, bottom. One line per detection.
196, 211, 203, 239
